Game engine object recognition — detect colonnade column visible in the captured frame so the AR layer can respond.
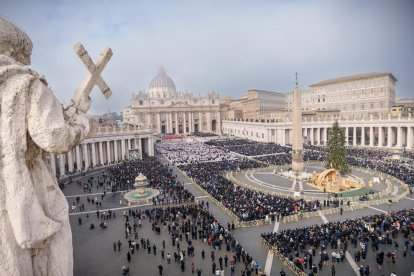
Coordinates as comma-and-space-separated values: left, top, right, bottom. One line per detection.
114, 140, 119, 162
99, 142, 104, 165
49, 153, 56, 176
83, 144, 90, 169
369, 127, 374, 147
67, 149, 74, 173
397, 127, 403, 148
138, 138, 142, 159
353, 127, 357, 146
344, 127, 348, 145
387, 127, 393, 147
361, 127, 365, 146
310, 127, 314, 145
147, 137, 154, 157
59, 154, 65, 176
92, 142, 97, 167
76, 145, 81, 172
315, 128, 320, 145
407, 127, 413, 149
121, 139, 126, 160
323, 128, 328, 146
106, 141, 111, 163
378, 127, 384, 147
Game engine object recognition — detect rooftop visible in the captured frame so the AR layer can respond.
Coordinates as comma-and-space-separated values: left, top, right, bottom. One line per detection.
310, 72, 397, 87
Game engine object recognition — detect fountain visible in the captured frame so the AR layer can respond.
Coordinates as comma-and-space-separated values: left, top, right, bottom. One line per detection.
123, 173, 160, 205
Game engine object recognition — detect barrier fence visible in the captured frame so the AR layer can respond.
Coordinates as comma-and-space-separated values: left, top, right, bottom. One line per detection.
261, 238, 307, 276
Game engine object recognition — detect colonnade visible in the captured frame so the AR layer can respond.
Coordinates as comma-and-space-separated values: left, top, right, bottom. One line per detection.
50, 131, 155, 176
222, 116, 414, 149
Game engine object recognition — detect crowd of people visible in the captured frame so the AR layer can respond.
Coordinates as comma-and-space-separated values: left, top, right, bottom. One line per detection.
261, 208, 414, 275
107, 158, 195, 204
156, 141, 239, 165
119, 203, 263, 275
179, 160, 322, 221
205, 139, 291, 156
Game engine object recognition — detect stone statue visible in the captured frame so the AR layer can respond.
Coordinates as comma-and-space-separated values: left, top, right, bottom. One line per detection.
0, 17, 97, 275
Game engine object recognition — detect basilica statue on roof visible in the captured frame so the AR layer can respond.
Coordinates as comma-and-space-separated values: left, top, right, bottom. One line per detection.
123, 66, 221, 134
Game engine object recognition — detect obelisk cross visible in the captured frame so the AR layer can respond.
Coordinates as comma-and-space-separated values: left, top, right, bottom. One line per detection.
295, 72, 298, 86
72, 42, 113, 107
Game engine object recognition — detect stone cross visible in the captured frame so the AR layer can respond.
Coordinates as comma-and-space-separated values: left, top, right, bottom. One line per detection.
73, 42, 112, 105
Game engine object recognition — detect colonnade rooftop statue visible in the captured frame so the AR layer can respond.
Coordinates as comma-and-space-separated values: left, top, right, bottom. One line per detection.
0, 17, 112, 275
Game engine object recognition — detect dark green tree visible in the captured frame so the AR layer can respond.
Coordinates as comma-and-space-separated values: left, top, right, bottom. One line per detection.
325, 120, 350, 174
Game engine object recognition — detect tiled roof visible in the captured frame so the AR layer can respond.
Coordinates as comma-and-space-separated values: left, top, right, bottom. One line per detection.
310, 72, 397, 87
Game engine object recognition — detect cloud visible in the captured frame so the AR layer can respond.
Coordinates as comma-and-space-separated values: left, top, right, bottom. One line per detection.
1, 0, 413, 115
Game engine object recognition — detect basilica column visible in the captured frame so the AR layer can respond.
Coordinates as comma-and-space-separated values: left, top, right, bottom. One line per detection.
83, 143, 90, 169
67, 149, 74, 173
76, 145, 81, 172
199, 112, 203, 132
345, 127, 349, 146
92, 142, 97, 167
49, 153, 56, 176
188, 112, 193, 133
168, 112, 173, 133
156, 112, 161, 134
175, 112, 179, 134
59, 154, 65, 176
387, 127, 393, 147
217, 111, 221, 133
106, 141, 111, 163
99, 141, 104, 165
206, 112, 211, 132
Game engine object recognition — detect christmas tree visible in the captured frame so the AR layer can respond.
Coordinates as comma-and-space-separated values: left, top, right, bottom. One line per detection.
325, 120, 350, 174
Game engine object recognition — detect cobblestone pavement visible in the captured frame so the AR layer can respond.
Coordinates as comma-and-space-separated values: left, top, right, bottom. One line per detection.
66, 157, 414, 276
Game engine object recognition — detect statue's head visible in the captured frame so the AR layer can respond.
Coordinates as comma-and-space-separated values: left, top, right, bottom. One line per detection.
0, 17, 33, 65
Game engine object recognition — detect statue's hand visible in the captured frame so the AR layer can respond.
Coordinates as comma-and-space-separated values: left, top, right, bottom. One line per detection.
78, 94, 92, 113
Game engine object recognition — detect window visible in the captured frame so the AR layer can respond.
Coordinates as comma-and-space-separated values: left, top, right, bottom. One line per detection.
139, 101, 143, 105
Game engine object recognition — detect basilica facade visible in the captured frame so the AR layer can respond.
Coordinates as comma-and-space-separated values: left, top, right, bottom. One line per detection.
123, 67, 221, 134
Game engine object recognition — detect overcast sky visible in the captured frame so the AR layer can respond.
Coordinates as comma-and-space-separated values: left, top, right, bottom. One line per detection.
1, 0, 413, 115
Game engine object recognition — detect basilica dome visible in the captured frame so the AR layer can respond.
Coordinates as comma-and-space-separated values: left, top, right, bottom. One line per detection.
149, 66, 176, 98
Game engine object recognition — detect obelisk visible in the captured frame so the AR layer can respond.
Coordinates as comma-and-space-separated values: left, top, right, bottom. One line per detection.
292, 73, 304, 172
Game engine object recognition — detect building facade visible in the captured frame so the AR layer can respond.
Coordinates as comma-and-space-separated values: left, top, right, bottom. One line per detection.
123, 67, 221, 134
240, 90, 286, 119
303, 72, 397, 119
222, 72, 398, 121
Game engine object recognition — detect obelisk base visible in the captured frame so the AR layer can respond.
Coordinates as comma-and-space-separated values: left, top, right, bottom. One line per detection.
292, 160, 304, 172
292, 152, 304, 172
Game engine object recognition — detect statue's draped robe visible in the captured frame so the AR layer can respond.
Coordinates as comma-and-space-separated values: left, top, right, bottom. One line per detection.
0, 55, 92, 276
